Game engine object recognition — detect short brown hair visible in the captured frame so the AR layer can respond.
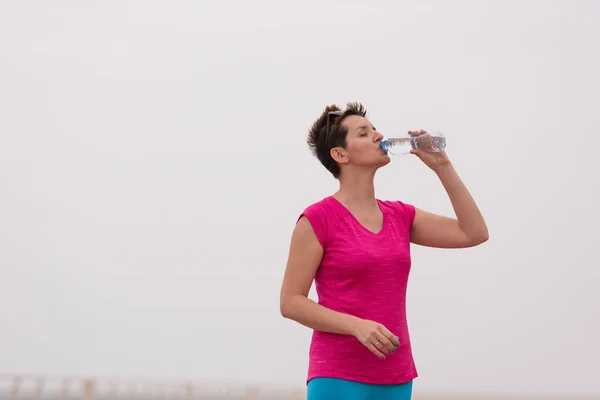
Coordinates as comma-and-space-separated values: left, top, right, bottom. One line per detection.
307, 102, 368, 178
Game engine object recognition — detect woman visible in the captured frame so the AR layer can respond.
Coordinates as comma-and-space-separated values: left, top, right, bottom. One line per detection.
279, 103, 488, 400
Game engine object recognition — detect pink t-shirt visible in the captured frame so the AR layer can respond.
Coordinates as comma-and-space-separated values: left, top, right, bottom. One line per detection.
299, 195, 418, 385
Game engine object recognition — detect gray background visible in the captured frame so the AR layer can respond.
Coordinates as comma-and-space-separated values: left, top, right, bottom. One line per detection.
1, 0, 599, 397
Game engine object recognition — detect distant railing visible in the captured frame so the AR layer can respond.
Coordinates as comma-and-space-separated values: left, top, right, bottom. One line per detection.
0, 373, 305, 399
2, 373, 595, 400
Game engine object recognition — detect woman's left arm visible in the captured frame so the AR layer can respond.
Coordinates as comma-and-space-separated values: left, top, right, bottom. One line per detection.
408, 130, 489, 249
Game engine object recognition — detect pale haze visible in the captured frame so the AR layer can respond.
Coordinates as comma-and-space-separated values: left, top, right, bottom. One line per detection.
1, 0, 599, 397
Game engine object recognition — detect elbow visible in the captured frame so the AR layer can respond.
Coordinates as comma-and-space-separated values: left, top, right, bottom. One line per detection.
280, 294, 304, 320
280, 301, 289, 319
472, 230, 489, 246
457, 221, 489, 247
480, 226, 490, 243
461, 228, 489, 247
280, 296, 294, 319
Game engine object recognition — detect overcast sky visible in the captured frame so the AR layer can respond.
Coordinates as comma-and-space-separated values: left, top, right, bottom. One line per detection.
1, 0, 599, 397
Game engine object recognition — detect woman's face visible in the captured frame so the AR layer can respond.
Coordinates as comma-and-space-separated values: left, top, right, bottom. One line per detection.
332, 115, 390, 171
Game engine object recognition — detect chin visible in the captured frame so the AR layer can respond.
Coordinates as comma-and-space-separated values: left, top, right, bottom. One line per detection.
379, 154, 391, 165
373, 157, 391, 169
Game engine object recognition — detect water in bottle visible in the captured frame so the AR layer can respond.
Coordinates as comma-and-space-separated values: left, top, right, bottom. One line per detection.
381, 131, 446, 155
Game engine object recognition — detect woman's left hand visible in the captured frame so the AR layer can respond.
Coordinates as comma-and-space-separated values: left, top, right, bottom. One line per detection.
409, 130, 451, 172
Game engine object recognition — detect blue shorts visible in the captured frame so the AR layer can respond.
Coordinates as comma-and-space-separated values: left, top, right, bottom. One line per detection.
307, 377, 413, 400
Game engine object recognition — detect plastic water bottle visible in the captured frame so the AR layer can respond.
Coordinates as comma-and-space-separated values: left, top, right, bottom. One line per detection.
381, 131, 446, 155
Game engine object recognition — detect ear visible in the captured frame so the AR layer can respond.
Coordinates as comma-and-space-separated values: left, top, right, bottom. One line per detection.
330, 147, 349, 164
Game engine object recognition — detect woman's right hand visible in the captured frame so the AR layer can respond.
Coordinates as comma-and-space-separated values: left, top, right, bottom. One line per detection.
352, 318, 400, 359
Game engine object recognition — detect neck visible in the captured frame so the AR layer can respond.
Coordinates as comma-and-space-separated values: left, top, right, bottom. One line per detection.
334, 169, 377, 209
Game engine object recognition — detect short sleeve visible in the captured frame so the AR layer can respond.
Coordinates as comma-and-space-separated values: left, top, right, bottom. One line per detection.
297, 202, 328, 248
392, 200, 416, 231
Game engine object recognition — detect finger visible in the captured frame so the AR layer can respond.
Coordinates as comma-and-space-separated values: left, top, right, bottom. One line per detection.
408, 129, 426, 136
367, 342, 387, 359
379, 327, 401, 348
374, 334, 395, 354
386, 334, 400, 349
372, 339, 390, 355
409, 149, 425, 159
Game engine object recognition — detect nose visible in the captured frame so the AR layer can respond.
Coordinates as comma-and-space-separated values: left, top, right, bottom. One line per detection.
373, 131, 384, 142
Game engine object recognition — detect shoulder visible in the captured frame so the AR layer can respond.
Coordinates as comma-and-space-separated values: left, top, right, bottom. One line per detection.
378, 199, 416, 226
297, 196, 342, 248
296, 197, 331, 248
299, 196, 332, 221
299, 196, 345, 220
301, 196, 330, 214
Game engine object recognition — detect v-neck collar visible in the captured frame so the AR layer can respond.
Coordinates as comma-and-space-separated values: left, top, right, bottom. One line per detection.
328, 196, 386, 236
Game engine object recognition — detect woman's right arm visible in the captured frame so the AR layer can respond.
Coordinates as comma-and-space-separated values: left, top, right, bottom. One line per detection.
280, 216, 400, 359
279, 216, 359, 335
